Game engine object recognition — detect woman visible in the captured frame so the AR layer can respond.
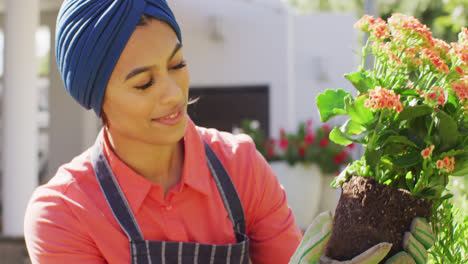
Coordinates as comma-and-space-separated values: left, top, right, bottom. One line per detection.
24, 1, 302, 263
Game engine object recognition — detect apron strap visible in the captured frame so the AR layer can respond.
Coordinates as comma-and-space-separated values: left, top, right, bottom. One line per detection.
203, 141, 246, 235
90, 134, 145, 241
90, 131, 247, 243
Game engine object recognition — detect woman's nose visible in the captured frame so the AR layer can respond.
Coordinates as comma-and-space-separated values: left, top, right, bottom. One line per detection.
159, 76, 183, 105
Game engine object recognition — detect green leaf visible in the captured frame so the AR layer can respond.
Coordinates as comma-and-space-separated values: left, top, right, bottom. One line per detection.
384, 136, 419, 149
396, 105, 433, 122
345, 95, 375, 125
451, 158, 468, 177
329, 127, 354, 146
316, 89, 350, 122
344, 71, 375, 93
436, 111, 460, 150
342, 119, 366, 136
365, 148, 383, 170
400, 89, 421, 97
406, 171, 415, 192
390, 151, 423, 168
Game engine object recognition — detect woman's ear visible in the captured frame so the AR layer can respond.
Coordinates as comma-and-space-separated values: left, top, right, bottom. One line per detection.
101, 111, 109, 127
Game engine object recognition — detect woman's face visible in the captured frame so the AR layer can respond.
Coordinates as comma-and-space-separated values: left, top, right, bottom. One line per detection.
102, 18, 190, 145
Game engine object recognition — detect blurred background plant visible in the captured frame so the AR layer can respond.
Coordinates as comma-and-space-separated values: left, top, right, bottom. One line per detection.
240, 119, 353, 174
284, 0, 468, 43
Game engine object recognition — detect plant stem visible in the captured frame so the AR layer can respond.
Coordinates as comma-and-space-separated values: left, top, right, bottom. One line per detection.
360, 37, 372, 72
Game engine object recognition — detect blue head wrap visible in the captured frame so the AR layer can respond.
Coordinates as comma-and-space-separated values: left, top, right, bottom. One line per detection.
55, 0, 182, 116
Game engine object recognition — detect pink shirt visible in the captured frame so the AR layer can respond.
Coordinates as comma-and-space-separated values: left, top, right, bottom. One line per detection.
24, 119, 302, 263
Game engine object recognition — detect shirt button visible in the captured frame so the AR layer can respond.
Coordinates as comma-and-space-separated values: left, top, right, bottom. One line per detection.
165, 205, 172, 211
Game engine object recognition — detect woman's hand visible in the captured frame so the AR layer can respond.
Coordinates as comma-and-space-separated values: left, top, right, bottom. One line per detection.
289, 211, 435, 264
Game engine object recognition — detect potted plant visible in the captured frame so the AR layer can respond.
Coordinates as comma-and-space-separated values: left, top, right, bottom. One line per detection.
240, 119, 353, 230
316, 13, 468, 262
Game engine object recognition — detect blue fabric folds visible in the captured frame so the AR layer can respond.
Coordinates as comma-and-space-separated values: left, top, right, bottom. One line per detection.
55, 0, 182, 116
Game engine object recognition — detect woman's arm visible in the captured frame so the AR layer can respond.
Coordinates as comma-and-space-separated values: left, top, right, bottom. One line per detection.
228, 137, 303, 264
24, 187, 106, 264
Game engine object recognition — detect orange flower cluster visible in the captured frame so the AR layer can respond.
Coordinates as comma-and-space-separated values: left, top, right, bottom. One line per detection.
436, 156, 455, 173
373, 42, 403, 66
354, 15, 390, 40
451, 42, 468, 74
451, 77, 468, 102
433, 38, 451, 56
458, 27, 468, 46
364, 86, 403, 113
426, 87, 446, 106
388, 13, 434, 47
420, 47, 450, 74
401, 46, 423, 69
421, 145, 434, 159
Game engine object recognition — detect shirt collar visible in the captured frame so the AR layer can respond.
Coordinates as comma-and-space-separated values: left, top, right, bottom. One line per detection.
99, 117, 212, 214
181, 118, 212, 197
101, 128, 152, 214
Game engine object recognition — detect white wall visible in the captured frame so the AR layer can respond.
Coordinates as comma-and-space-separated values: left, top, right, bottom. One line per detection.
171, 1, 357, 135
293, 12, 357, 129
171, 0, 290, 136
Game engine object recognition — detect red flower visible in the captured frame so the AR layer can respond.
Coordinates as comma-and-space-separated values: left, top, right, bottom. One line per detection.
322, 124, 330, 133
279, 137, 289, 150
346, 143, 356, 150
267, 147, 275, 158
320, 138, 329, 147
304, 133, 315, 145
333, 151, 349, 165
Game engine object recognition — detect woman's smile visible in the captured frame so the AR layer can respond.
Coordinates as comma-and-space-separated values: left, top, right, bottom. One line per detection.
151, 107, 185, 126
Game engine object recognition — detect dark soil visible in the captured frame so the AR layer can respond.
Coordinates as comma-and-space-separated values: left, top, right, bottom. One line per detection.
324, 176, 432, 263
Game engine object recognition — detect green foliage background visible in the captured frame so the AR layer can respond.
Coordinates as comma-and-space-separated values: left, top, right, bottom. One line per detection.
285, 0, 468, 42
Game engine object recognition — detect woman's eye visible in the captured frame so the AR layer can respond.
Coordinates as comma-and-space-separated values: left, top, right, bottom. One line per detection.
171, 60, 187, 70
135, 79, 153, 90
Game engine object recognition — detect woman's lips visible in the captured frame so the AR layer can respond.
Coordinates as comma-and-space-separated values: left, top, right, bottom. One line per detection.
152, 109, 184, 125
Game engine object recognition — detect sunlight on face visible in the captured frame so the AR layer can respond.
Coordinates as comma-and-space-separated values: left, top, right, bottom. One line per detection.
102, 18, 190, 146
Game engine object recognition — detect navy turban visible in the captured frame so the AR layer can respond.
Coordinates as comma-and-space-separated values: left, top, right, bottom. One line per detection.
56, 0, 182, 116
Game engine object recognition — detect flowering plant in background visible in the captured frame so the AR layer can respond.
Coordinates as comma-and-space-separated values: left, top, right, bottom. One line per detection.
240, 119, 353, 174
316, 13, 468, 203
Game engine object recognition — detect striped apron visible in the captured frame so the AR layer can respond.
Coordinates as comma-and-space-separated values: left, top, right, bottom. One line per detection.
90, 138, 250, 264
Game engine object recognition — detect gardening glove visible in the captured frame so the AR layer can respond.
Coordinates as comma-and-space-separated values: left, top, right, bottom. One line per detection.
384, 218, 435, 264
289, 212, 435, 264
